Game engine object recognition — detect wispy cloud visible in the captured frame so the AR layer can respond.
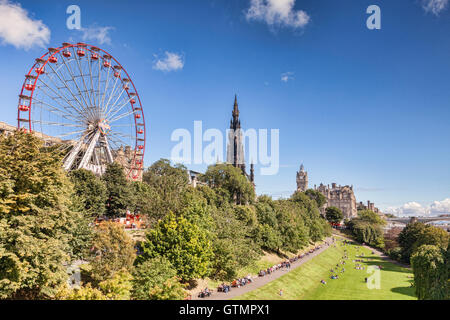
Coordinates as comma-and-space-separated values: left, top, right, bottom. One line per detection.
281, 71, 294, 82
386, 198, 450, 216
421, 0, 449, 15
0, 0, 50, 50
153, 51, 184, 72
80, 25, 114, 45
245, 0, 310, 30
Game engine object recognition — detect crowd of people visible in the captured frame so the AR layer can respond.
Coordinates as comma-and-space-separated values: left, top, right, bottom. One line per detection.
258, 244, 325, 278
196, 242, 329, 298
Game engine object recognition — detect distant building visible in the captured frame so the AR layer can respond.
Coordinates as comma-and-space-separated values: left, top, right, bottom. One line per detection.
295, 164, 358, 219
226, 95, 255, 185
357, 200, 381, 214
188, 170, 206, 188
315, 183, 358, 219
296, 164, 308, 192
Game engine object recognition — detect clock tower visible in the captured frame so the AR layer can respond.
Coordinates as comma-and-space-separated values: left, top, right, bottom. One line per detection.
296, 164, 308, 192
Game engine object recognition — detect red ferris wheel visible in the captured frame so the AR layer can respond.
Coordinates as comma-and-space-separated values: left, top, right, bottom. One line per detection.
17, 42, 145, 180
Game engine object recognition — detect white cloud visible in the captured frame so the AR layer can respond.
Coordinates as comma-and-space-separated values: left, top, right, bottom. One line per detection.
428, 198, 450, 215
281, 71, 294, 82
246, 0, 310, 30
80, 25, 114, 45
422, 0, 449, 15
153, 51, 184, 72
0, 0, 50, 50
386, 198, 450, 216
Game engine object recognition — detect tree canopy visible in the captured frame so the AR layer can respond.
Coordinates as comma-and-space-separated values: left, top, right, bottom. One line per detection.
325, 206, 344, 224
0, 132, 84, 299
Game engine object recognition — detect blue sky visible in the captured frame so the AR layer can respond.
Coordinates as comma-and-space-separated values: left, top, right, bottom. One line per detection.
0, 0, 449, 215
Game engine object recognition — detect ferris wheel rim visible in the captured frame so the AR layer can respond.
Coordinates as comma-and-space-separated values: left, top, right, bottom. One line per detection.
17, 42, 146, 180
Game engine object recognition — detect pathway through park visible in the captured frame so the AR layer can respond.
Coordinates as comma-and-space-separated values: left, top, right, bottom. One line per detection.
193, 237, 333, 300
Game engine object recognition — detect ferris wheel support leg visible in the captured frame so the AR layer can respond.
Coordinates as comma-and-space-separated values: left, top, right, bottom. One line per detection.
63, 134, 87, 171
78, 130, 101, 170
103, 136, 115, 164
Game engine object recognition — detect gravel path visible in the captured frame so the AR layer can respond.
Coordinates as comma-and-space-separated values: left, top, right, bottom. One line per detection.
193, 237, 333, 300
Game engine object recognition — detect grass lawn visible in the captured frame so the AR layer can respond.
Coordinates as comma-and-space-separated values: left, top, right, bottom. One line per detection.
235, 239, 416, 300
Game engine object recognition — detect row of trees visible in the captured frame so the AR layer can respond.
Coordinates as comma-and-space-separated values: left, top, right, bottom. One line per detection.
0, 132, 331, 299
400, 222, 449, 300
346, 210, 386, 248
381, 220, 449, 300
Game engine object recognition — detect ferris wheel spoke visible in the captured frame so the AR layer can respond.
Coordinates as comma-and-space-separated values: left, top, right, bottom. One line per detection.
99, 61, 113, 113
108, 108, 137, 124
42, 67, 92, 122
71, 47, 95, 110
87, 57, 100, 118
106, 95, 136, 122
35, 79, 87, 122
108, 135, 132, 151
96, 55, 102, 113
103, 87, 128, 118
31, 119, 84, 128
110, 123, 136, 128
45, 60, 89, 116
59, 53, 97, 121
35, 79, 89, 123
102, 76, 121, 117
55, 129, 87, 138
32, 96, 86, 123
110, 131, 137, 141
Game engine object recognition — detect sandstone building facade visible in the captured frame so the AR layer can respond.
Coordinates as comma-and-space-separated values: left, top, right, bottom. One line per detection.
315, 183, 357, 219
296, 164, 357, 219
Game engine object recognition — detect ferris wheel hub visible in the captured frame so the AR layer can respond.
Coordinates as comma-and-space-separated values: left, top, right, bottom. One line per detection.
98, 119, 110, 135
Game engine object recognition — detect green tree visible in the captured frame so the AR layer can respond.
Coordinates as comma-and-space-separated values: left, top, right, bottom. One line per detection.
210, 205, 259, 280
350, 220, 384, 248
142, 159, 189, 222
87, 221, 136, 283
325, 206, 344, 224
412, 226, 449, 254
357, 210, 386, 225
305, 189, 327, 208
211, 205, 259, 281
398, 222, 427, 263
234, 205, 258, 228
254, 224, 283, 252
398, 222, 448, 263
69, 169, 107, 216
65, 283, 107, 300
411, 244, 448, 300
202, 163, 255, 205
290, 191, 329, 242
102, 163, 132, 217
131, 257, 186, 300
138, 212, 213, 282
98, 270, 132, 300
0, 131, 83, 299
274, 200, 309, 252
